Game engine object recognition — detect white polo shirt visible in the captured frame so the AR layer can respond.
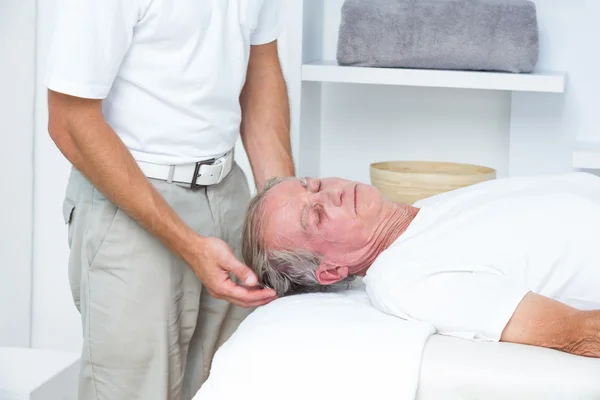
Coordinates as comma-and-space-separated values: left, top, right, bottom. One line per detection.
45, 0, 286, 165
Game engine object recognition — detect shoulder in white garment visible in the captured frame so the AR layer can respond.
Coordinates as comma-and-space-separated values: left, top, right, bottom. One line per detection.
364, 172, 600, 341
45, 0, 287, 164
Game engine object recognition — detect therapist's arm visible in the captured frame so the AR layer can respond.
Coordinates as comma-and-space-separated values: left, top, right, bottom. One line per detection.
47, 91, 276, 308
47, 91, 195, 253
501, 292, 600, 357
240, 40, 295, 190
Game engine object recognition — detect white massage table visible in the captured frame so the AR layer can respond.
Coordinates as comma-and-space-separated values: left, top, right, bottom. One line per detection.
418, 335, 600, 399
198, 282, 600, 400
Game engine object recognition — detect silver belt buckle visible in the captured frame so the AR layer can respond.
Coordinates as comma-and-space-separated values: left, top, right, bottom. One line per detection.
190, 158, 216, 189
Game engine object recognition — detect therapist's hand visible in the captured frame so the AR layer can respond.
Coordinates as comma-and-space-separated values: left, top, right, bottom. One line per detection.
186, 235, 278, 308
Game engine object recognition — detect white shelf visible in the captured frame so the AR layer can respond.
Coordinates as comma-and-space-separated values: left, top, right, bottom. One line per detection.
573, 151, 600, 169
302, 60, 566, 93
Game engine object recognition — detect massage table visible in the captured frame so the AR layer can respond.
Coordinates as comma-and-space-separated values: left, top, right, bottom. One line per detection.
418, 335, 600, 399
196, 280, 600, 400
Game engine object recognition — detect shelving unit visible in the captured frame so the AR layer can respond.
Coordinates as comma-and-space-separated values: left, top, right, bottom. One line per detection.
302, 60, 566, 93
284, 0, 576, 181
573, 151, 600, 170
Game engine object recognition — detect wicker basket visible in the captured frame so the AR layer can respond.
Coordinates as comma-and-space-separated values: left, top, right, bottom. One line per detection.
370, 161, 496, 205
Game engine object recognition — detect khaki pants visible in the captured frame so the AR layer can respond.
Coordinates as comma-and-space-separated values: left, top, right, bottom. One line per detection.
62, 163, 253, 400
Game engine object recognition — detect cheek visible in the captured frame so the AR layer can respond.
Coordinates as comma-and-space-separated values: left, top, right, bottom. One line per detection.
357, 186, 382, 216
321, 214, 365, 244
357, 203, 379, 221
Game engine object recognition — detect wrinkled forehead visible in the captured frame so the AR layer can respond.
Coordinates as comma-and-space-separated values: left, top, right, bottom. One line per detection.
261, 178, 304, 221
262, 178, 304, 205
259, 178, 305, 247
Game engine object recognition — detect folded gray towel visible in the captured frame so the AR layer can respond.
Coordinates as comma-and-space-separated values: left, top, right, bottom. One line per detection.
336, 0, 539, 73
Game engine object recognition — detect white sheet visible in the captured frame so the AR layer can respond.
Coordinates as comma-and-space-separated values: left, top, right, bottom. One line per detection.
195, 283, 600, 400
195, 287, 435, 400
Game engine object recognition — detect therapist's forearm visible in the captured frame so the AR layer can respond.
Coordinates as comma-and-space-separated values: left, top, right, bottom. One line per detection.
47, 90, 198, 259
240, 41, 295, 190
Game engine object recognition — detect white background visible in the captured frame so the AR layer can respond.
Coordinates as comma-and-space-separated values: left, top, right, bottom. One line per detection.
0, 0, 35, 347
1, 0, 599, 352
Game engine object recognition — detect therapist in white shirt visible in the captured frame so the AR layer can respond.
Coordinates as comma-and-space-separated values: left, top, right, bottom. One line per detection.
45, 1, 292, 399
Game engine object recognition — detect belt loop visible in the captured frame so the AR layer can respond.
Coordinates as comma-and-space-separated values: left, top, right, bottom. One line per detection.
167, 166, 175, 184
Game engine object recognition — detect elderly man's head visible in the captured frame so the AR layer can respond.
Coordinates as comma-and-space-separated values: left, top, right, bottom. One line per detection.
242, 176, 399, 296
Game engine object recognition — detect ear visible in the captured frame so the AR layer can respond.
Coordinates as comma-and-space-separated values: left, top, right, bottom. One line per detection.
316, 263, 349, 285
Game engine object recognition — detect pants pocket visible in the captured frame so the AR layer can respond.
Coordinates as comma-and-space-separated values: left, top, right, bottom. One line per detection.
62, 198, 76, 248
83, 189, 124, 270
62, 198, 76, 224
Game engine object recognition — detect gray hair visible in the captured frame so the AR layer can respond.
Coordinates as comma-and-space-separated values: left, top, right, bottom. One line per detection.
242, 177, 354, 297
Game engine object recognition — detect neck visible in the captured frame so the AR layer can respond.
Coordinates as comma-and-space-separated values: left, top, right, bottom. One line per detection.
353, 203, 419, 276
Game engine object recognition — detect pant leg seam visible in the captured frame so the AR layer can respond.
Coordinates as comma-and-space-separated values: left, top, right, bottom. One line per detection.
86, 192, 101, 399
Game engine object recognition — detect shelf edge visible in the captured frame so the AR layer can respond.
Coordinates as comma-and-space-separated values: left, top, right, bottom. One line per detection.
302, 62, 566, 93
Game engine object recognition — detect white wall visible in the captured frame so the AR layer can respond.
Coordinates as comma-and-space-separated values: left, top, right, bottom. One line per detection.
31, 0, 82, 351
320, 84, 511, 182
509, 0, 600, 176
0, 0, 36, 347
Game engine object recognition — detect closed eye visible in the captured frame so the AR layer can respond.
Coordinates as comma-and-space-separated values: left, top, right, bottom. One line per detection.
301, 178, 323, 230
313, 205, 324, 226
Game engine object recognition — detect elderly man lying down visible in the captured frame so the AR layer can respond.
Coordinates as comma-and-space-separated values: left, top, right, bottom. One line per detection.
242, 172, 600, 358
